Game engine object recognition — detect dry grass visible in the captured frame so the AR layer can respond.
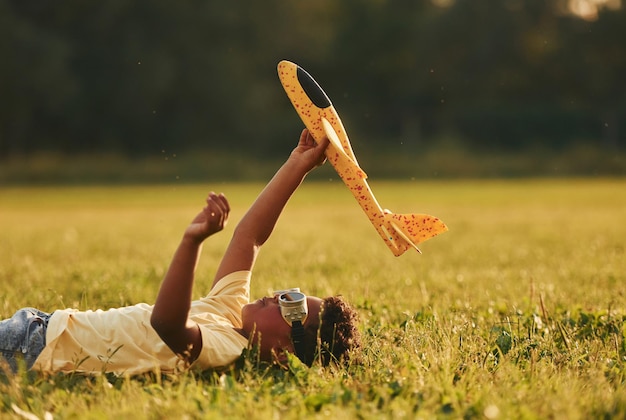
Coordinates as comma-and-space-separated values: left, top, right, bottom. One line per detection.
1, 179, 625, 418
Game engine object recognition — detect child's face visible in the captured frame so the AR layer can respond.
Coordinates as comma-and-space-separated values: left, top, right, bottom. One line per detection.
241, 295, 322, 362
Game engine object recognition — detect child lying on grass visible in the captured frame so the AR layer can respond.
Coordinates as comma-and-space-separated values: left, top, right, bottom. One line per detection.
0, 129, 361, 375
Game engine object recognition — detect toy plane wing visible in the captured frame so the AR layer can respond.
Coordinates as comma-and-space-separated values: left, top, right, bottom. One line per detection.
277, 60, 448, 256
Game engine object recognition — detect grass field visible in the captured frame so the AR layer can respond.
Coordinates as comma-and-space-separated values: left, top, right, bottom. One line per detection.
1, 179, 625, 419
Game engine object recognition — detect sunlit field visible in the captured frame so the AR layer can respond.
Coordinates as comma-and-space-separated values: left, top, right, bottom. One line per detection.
1, 179, 625, 419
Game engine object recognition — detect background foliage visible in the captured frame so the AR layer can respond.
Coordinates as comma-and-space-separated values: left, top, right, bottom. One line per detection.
1, 0, 625, 175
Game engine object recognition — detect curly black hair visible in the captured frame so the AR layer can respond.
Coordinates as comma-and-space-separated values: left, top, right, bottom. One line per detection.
302, 295, 361, 366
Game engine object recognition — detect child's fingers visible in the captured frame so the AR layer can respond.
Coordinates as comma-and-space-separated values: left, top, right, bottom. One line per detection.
206, 192, 229, 228
299, 128, 308, 144
305, 129, 317, 146
215, 193, 230, 215
316, 135, 329, 150
208, 193, 229, 219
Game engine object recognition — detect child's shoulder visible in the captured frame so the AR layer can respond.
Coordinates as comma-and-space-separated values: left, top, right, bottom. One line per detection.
208, 270, 251, 297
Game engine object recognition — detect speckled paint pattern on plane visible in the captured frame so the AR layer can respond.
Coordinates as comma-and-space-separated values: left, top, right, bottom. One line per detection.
278, 60, 447, 256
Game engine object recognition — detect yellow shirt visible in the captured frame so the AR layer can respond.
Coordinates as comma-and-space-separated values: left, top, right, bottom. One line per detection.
33, 271, 250, 375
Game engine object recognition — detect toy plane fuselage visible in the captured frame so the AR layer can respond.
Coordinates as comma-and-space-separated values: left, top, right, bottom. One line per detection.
277, 60, 447, 256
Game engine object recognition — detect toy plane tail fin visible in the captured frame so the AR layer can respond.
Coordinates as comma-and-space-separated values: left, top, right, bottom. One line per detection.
380, 212, 448, 256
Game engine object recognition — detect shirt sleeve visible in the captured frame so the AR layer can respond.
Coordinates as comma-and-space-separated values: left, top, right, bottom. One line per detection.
193, 324, 249, 369
191, 270, 251, 369
208, 270, 251, 299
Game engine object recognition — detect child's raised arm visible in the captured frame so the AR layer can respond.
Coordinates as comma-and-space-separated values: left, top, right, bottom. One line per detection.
213, 129, 328, 285
150, 192, 230, 362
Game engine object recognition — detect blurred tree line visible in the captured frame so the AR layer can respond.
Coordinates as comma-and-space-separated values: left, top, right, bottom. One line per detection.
1, 0, 624, 161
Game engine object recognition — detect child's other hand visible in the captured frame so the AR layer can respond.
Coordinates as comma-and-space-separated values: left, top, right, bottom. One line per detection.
185, 192, 230, 242
290, 129, 329, 172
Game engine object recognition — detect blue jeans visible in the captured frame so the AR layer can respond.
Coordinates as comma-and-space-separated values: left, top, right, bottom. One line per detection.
0, 308, 51, 374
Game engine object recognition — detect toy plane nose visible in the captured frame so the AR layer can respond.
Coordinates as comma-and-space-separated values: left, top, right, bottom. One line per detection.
296, 66, 332, 109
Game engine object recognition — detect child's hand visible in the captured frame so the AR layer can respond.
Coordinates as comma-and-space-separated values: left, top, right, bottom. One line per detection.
185, 192, 230, 242
289, 129, 329, 172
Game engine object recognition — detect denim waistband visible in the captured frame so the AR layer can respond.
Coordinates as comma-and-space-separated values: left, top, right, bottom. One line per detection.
1, 307, 52, 372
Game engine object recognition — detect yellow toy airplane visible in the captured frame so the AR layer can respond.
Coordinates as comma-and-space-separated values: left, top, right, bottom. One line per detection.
277, 60, 448, 256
